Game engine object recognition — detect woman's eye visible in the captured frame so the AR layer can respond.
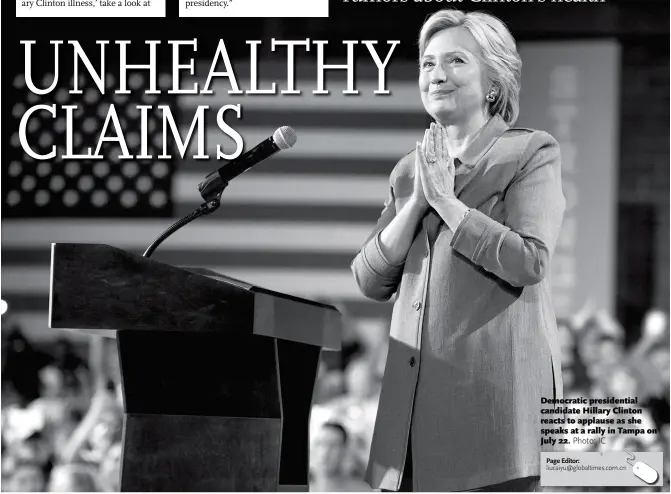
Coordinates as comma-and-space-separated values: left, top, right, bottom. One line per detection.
452, 57, 465, 64
421, 60, 434, 69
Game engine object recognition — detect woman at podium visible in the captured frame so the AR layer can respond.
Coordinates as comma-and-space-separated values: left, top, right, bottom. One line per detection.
351, 7, 565, 492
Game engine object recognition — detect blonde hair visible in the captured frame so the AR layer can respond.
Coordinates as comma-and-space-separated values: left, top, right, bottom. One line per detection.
418, 9, 522, 125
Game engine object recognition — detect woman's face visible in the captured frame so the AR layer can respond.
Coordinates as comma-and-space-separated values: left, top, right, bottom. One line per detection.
419, 27, 489, 126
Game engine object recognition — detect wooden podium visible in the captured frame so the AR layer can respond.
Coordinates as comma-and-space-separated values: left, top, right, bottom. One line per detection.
49, 243, 341, 492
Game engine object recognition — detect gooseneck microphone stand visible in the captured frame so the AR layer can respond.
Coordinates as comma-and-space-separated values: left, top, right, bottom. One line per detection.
142, 126, 296, 259
142, 172, 228, 259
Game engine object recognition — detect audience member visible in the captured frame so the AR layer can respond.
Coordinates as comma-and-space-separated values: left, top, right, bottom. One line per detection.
310, 421, 370, 492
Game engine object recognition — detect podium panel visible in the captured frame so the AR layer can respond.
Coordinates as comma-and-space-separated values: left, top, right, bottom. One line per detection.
49, 243, 342, 492
122, 414, 281, 492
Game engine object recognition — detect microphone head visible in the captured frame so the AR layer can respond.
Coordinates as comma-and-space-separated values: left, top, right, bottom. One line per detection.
273, 126, 297, 150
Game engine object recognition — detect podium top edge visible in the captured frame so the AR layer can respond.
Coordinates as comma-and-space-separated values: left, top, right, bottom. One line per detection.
51, 242, 342, 313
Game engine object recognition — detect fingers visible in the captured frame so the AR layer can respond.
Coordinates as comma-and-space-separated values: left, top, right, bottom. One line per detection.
416, 140, 428, 178
439, 124, 450, 162
415, 142, 428, 193
416, 141, 428, 168
448, 150, 455, 176
426, 123, 436, 163
415, 141, 422, 169
435, 124, 454, 175
421, 129, 430, 159
415, 141, 424, 173
432, 122, 444, 161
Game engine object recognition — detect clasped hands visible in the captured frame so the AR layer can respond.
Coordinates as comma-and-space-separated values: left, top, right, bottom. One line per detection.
410, 122, 470, 231
413, 121, 455, 209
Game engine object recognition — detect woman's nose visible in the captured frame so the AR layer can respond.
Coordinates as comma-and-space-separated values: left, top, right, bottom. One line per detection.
430, 63, 448, 84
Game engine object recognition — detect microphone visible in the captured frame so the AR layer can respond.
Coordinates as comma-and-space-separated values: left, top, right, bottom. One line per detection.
198, 126, 297, 202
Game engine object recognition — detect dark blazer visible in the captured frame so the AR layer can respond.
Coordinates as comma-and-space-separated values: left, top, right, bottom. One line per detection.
351, 114, 566, 491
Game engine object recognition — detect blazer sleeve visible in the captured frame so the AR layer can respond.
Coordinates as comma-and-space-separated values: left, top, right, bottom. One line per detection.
450, 131, 565, 287
351, 177, 404, 302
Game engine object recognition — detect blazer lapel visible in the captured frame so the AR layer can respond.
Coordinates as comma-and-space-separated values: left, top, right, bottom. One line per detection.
423, 210, 442, 243
454, 115, 509, 197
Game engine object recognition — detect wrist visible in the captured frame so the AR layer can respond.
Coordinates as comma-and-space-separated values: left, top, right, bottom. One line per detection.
434, 197, 470, 231
407, 197, 429, 215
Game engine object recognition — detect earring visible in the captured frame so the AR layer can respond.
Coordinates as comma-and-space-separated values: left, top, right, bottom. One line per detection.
486, 91, 496, 102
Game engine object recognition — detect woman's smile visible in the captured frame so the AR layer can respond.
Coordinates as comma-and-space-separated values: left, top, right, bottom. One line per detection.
430, 87, 456, 98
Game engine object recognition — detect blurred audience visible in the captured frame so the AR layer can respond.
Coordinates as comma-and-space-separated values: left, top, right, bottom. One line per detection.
46, 464, 98, 492
1, 333, 122, 492
1, 305, 669, 491
3, 459, 48, 492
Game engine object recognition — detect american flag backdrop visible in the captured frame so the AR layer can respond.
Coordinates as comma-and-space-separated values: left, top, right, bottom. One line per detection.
2, 60, 429, 340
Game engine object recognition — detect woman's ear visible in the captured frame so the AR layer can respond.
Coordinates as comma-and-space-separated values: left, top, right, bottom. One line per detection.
485, 83, 498, 102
